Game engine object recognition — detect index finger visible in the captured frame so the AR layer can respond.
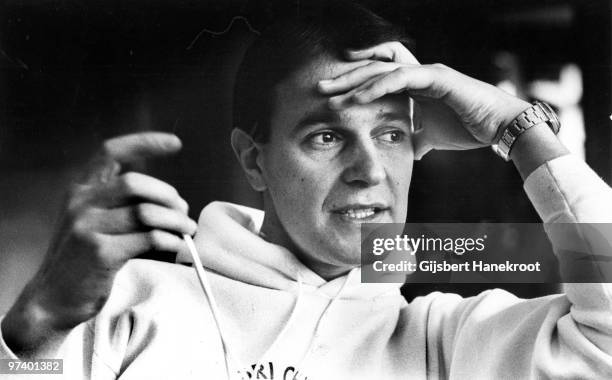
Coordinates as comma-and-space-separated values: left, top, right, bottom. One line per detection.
83, 132, 182, 184
103, 132, 182, 164
346, 41, 420, 65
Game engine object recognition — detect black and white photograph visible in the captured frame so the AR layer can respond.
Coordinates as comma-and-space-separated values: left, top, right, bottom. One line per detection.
1, 0, 611, 378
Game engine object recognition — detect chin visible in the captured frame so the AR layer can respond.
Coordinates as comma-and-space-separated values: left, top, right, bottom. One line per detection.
321, 238, 362, 267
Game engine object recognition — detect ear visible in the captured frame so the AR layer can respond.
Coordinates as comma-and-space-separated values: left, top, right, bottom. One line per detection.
230, 128, 267, 191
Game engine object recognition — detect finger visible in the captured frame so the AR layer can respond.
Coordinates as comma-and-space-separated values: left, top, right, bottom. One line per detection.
92, 171, 188, 212
328, 66, 442, 109
351, 68, 413, 105
346, 41, 420, 64
328, 74, 384, 109
318, 61, 399, 94
103, 132, 182, 165
101, 230, 186, 261
354, 66, 451, 105
87, 204, 197, 235
84, 132, 182, 185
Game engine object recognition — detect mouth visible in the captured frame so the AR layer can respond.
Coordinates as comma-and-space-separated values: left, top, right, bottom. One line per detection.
331, 204, 389, 222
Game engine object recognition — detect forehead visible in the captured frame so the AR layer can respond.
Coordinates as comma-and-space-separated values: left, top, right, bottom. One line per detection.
270, 56, 411, 132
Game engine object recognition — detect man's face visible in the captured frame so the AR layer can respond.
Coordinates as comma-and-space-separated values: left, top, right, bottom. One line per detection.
258, 56, 414, 277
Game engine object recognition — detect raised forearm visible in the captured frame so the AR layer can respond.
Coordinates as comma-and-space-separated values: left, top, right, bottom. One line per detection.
510, 121, 570, 180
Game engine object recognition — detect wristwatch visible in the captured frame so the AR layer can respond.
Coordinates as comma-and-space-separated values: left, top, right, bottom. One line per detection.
492, 101, 561, 161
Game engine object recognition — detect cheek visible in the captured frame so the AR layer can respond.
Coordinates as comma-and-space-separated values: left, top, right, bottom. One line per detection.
395, 162, 413, 188
385, 152, 413, 208
263, 147, 328, 208
385, 147, 414, 180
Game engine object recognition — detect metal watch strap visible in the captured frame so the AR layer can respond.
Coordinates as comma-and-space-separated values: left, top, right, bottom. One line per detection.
494, 101, 561, 161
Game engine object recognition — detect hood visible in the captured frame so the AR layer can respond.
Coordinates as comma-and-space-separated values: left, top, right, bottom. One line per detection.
176, 201, 402, 299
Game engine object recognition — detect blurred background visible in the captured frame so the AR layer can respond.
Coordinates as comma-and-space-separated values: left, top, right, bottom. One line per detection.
1, 0, 611, 313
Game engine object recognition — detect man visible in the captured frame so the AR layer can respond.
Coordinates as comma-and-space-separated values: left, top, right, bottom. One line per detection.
1, 2, 611, 379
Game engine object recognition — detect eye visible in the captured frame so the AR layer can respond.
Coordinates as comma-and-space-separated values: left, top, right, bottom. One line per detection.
309, 131, 342, 147
377, 130, 405, 143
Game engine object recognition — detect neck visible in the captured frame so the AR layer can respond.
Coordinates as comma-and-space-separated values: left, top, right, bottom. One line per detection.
259, 204, 352, 281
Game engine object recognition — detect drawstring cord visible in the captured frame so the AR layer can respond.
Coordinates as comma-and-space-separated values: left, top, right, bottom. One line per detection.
183, 234, 235, 380
184, 232, 357, 379
294, 269, 355, 373
250, 274, 304, 373
184, 234, 308, 380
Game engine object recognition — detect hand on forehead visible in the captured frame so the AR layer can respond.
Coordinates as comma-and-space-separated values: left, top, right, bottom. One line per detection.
268, 68, 410, 144
273, 55, 413, 128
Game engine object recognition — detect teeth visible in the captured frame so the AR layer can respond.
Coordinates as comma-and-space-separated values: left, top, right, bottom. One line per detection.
343, 208, 375, 219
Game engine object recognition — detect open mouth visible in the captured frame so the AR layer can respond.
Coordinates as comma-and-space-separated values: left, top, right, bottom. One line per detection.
332, 205, 389, 222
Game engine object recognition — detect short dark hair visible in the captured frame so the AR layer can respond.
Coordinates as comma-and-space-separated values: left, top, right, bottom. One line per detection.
233, 0, 412, 142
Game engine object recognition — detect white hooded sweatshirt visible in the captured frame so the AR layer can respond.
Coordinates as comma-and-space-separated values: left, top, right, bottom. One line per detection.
1, 155, 612, 379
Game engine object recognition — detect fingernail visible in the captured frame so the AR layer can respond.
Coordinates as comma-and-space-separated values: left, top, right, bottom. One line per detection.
318, 80, 332, 89
345, 49, 364, 58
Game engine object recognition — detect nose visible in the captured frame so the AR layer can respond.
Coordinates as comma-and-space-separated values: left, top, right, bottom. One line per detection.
341, 140, 386, 187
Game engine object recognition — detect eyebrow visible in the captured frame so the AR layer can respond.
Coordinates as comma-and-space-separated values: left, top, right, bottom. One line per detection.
293, 109, 412, 135
293, 109, 342, 134
376, 111, 412, 125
